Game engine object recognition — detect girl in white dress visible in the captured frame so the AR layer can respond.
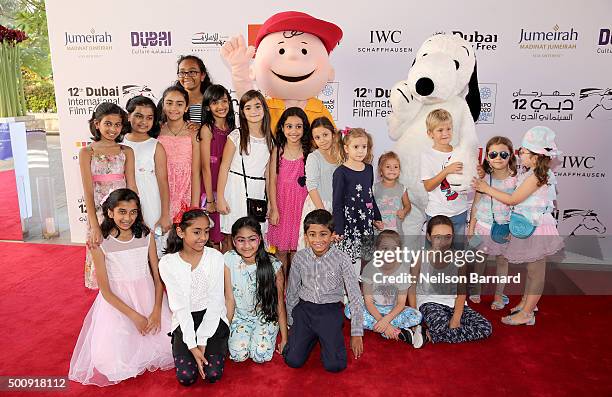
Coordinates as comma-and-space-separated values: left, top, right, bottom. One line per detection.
217, 90, 274, 249
123, 96, 171, 256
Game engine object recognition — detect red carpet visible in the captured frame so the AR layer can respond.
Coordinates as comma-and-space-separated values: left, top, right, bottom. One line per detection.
0, 170, 23, 240
0, 241, 611, 397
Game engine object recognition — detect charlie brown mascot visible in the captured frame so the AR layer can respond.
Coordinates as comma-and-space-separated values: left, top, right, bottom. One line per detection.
221, 11, 341, 131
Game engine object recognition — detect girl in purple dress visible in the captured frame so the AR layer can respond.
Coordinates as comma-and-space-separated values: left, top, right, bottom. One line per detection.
199, 85, 236, 251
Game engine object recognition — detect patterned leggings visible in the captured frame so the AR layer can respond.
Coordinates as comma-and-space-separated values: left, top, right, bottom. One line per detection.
420, 302, 492, 344
228, 313, 279, 363
173, 352, 225, 385
171, 312, 229, 386
345, 303, 422, 331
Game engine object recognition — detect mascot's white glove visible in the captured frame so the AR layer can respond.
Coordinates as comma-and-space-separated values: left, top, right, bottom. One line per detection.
221, 35, 256, 98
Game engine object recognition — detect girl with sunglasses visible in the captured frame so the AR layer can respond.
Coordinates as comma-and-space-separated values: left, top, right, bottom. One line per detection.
473, 127, 564, 326
467, 136, 517, 310
224, 216, 288, 363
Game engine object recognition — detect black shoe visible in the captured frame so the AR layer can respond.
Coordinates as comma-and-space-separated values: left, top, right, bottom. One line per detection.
398, 328, 413, 345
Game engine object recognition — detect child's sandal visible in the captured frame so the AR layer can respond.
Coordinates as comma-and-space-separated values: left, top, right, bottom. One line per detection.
469, 294, 481, 304
501, 311, 535, 326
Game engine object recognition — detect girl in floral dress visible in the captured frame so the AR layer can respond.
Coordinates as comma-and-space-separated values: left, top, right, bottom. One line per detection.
332, 128, 384, 274
224, 216, 287, 363
79, 102, 137, 289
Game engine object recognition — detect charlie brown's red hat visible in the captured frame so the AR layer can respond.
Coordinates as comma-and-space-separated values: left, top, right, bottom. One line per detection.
255, 11, 343, 53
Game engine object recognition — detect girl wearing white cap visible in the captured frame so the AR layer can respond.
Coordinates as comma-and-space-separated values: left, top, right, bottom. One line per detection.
472, 126, 564, 326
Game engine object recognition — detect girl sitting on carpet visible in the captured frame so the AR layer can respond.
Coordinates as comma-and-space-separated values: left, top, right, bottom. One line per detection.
159, 208, 229, 385
345, 230, 423, 348
409, 215, 492, 345
69, 188, 173, 387
225, 216, 288, 363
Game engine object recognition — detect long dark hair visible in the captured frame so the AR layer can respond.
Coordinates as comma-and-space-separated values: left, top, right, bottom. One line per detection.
201, 84, 236, 134
176, 55, 212, 95
237, 90, 273, 155
157, 85, 190, 123
164, 208, 210, 254
88, 102, 129, 142
231, 216, 278, 323
274, 107, 312, 175
126, 95, 161, 138
100, 188, 150, 238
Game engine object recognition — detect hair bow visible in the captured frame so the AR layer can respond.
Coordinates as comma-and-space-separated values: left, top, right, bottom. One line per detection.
173, 202, 201, 224
340, 126, 351, 137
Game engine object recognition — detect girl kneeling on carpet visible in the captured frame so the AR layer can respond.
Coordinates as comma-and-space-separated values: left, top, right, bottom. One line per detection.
69, 188, 174, 387
159, 208, 229, 385
409, 215, 492, 345
472, 126, 564, 326
224, 216, 288, 363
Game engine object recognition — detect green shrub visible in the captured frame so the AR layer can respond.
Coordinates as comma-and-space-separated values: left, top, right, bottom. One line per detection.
21, 66, 56, 112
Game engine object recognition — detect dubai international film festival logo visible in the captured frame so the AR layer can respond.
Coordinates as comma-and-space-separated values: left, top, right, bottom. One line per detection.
130, 31, 173, 55
510, 88, 575, 122
191, 32, 229, 53
597, 28, 612, 54
357, 29, 412, 55
63, 28, 112, 58
518, 24, 578, 58
579, 87, 612, 120
476, 83, 497, 124
317, 82, 339, 121
553, 209, 607, 237
452, 30, 498, 51
122, 85, 158, 102
66, 85, 120, 116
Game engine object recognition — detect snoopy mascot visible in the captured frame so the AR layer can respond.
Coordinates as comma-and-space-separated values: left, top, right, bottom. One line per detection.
387, 33, 482, 241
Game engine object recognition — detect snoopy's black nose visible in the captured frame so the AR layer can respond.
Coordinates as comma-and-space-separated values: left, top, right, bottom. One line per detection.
415, 77, 434, 96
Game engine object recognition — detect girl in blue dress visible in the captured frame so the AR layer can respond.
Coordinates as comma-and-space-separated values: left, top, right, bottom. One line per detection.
224, 216, 288, 363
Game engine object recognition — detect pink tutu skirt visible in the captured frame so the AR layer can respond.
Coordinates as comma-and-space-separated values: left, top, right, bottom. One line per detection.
474, 221, 509, 257
69, 277, 174, 386
504, 215, 564, 264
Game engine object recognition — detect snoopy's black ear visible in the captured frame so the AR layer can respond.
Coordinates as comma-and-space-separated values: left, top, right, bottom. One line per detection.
465, 60, 481, 122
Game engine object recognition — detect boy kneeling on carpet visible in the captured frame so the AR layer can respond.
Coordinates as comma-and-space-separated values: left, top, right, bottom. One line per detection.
283, 209, 364, 372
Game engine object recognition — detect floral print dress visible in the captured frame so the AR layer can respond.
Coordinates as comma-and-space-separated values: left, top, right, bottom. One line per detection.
84, 146, 127, 289
332, 164, 382, 265
224, 250, 282, 363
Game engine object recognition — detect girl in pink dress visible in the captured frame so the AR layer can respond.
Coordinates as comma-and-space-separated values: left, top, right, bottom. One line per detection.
80, 102, 137, 289
267, 107, 311, 279
157, 85, 201, 220
69, 189, 173, 386
199, 85, 236, 251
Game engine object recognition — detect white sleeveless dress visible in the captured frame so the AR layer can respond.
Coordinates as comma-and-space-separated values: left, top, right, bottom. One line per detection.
122, 138, 161, 228
69, 234, 174, 386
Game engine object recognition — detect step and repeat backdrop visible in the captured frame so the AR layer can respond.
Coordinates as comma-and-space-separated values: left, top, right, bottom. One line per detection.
45, 0, 611, 259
